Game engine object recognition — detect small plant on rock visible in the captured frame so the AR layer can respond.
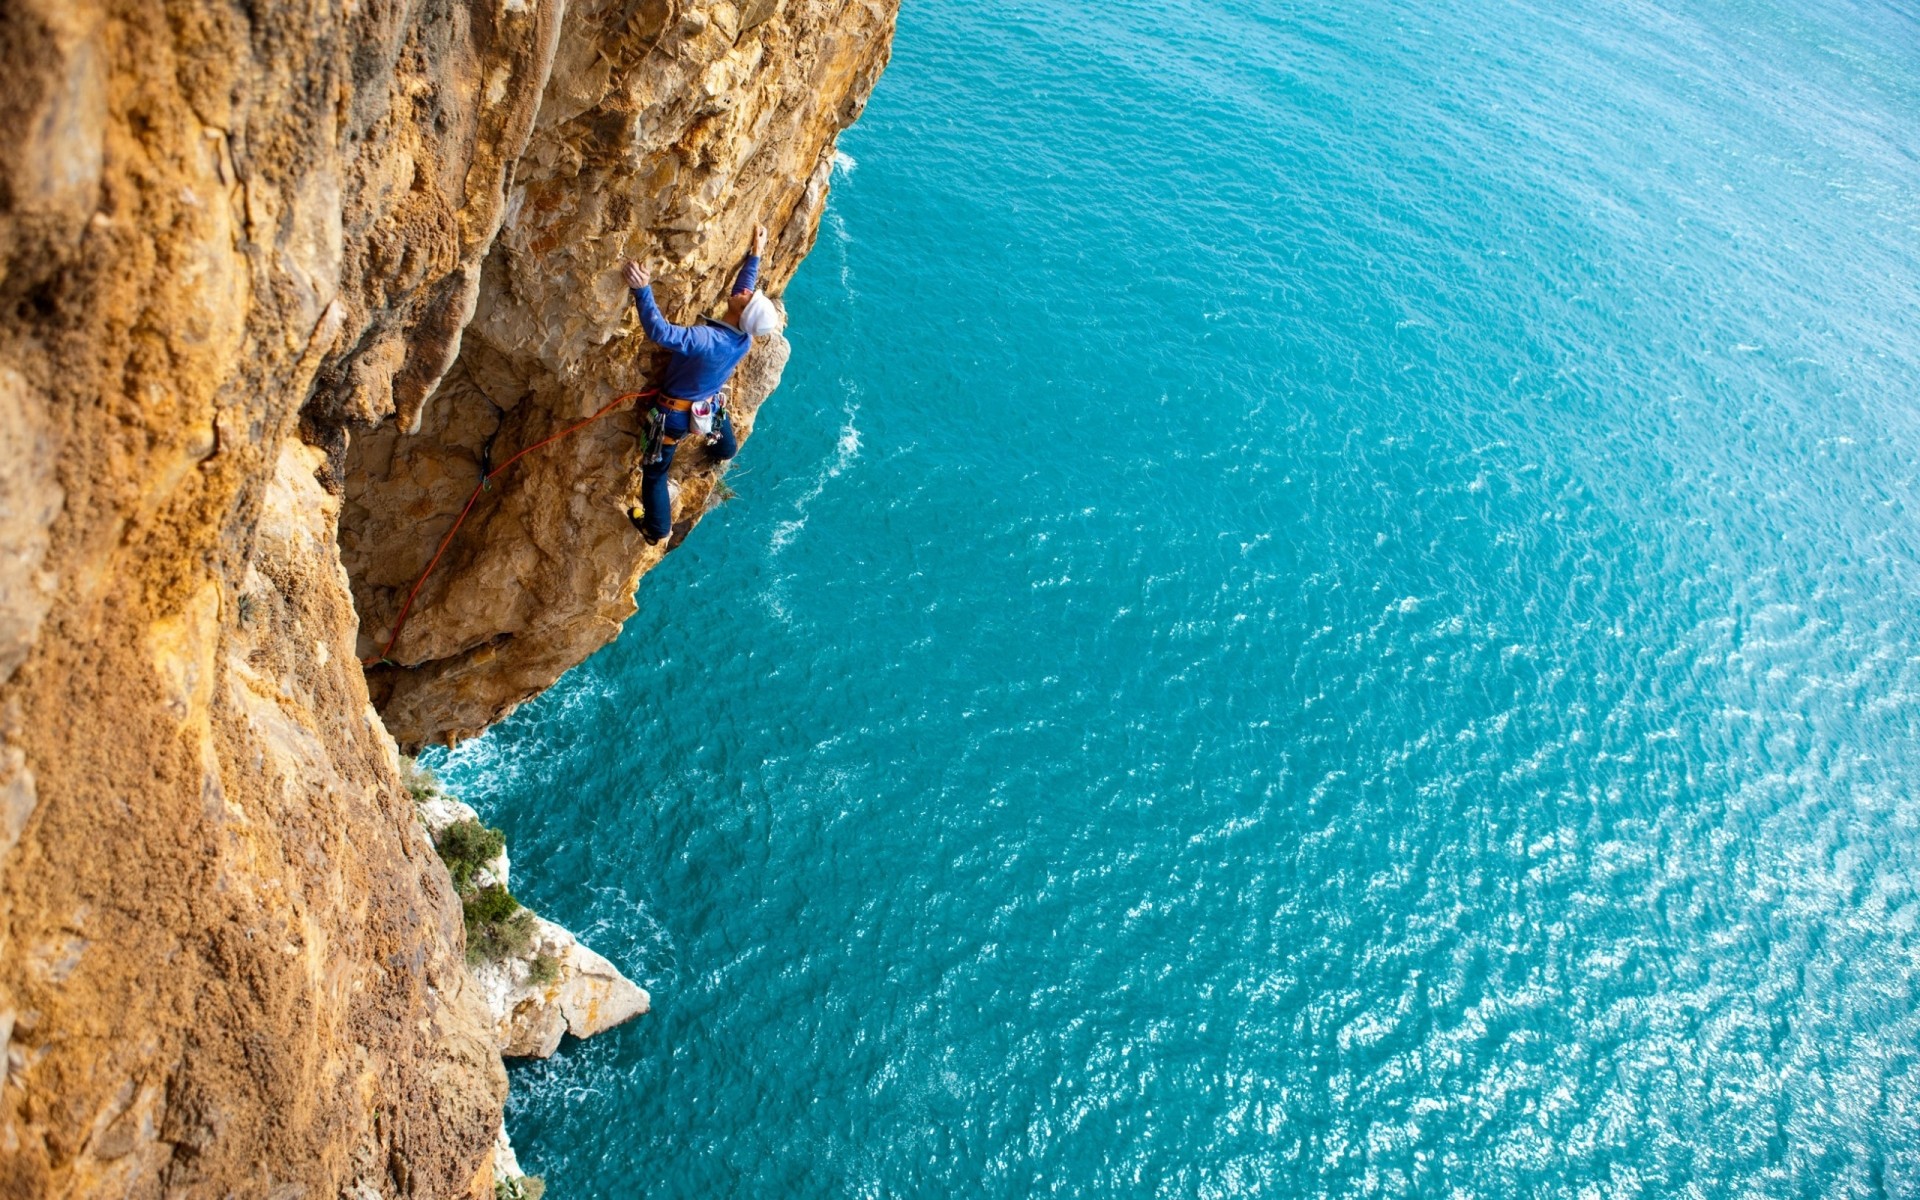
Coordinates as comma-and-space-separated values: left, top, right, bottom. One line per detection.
526, 952, 561, 987
401, 757, 442, 804
496, 1175, 546, 1200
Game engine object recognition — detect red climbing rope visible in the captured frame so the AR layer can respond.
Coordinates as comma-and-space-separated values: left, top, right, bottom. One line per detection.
365, 388, 658, 667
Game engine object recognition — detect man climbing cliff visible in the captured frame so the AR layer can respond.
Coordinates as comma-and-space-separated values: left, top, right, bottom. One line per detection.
621, 225, 785, 544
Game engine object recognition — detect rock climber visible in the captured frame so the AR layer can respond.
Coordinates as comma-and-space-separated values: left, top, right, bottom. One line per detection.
621, 224, 784, 545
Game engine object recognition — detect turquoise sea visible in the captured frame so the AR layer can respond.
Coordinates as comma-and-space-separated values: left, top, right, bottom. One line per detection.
430, 0, 1920, 1193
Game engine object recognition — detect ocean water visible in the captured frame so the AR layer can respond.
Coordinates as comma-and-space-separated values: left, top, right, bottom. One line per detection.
427, 0, 1920, 1194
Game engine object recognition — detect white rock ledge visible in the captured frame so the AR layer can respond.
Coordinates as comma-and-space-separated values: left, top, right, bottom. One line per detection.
416, 787, 650, 1059
473, 915, 651, 1058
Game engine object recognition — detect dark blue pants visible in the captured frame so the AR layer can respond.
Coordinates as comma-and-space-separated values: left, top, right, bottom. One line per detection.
641, 407, 737, 541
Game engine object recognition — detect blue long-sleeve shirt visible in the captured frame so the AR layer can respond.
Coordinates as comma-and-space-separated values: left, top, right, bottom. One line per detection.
630, 255, 761, 402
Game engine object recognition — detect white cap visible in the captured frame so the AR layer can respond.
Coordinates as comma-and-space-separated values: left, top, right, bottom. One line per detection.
740, 290, 782, 338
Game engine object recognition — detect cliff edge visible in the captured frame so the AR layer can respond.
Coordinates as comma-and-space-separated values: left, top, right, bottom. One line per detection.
0, 0, 894, 1195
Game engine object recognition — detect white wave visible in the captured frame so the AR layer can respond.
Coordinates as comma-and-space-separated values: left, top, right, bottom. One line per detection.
832, 150, 857, 174
768, 402, 861, 555
762, 577, 793, 626
825, 209, 856, 293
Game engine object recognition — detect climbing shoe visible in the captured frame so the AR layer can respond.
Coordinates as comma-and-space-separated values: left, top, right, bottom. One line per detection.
627, 482, 678, 545
626, 504, 663, 544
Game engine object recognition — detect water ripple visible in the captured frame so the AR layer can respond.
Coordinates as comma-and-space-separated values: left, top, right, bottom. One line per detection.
435, 0, 1920, 1193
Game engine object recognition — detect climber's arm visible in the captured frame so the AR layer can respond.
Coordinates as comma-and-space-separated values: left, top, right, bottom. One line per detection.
732, 224, 770, 294
623, 260, 697, 355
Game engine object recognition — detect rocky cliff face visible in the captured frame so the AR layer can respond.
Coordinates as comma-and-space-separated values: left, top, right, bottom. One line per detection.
0, 0, 894, 1195
344, 0, 889, 749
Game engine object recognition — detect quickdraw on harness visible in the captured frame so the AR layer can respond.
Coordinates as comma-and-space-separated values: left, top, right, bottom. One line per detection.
364, 387, 659, 668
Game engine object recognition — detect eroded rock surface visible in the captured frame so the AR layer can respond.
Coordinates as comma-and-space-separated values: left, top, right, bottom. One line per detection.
0, 0, 894, 1194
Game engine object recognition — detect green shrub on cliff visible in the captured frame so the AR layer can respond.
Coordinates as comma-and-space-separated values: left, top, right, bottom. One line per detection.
464, 884, 537, 963
436, 817, 506, 893
430, 816, 533, 964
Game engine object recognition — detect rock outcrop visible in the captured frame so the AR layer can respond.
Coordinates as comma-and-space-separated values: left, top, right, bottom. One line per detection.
0, 0, 895, 1195
415, 786, 650, 1060
486, 915, 651, 1058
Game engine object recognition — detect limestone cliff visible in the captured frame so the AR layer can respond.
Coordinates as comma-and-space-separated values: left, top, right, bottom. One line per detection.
0, 0, 894, 1195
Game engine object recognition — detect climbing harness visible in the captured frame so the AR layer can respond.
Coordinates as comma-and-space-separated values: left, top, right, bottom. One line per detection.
640, 391, 729, 464
363, 387, 658, 668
